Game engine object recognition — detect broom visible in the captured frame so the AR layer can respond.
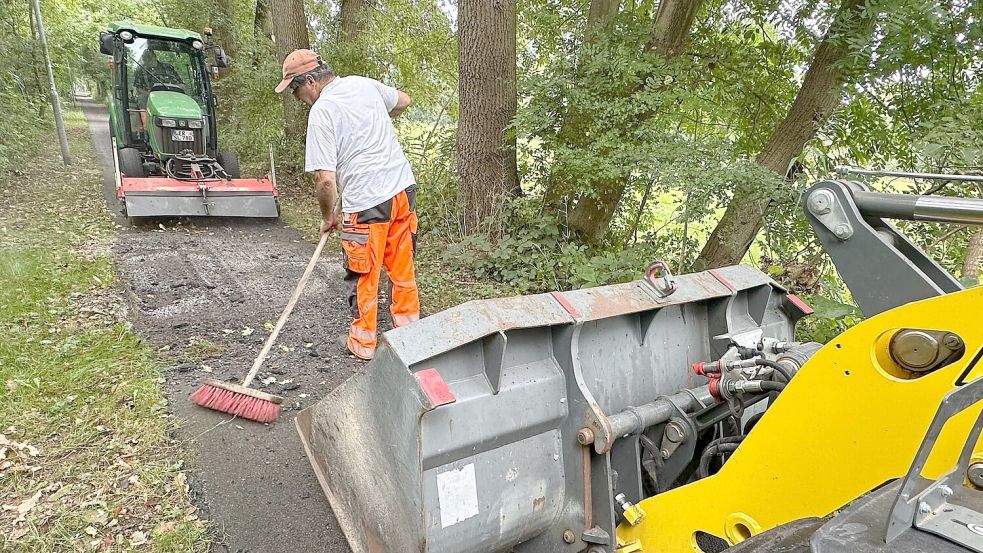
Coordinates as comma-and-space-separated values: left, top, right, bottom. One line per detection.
190, 233, 330, 423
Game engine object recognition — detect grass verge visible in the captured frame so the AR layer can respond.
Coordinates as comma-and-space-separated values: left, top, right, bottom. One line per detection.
0, 110, 208, 551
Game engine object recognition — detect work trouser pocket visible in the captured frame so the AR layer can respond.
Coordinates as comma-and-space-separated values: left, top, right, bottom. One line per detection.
341, 231, 371, 273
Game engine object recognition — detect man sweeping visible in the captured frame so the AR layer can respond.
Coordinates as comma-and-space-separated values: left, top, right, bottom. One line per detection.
275, 49, 420, 360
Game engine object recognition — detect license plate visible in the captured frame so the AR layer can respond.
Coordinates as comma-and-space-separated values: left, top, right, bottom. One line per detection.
171, 130, 194, 142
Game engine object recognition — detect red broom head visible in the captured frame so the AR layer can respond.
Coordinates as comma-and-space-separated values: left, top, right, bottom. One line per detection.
189, 380, 283, 424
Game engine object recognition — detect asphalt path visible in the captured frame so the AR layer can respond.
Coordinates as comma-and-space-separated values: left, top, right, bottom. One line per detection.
81, 98, 356, 553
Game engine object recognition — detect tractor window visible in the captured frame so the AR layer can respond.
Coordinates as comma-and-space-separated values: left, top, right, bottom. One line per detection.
126, 37, 206, 109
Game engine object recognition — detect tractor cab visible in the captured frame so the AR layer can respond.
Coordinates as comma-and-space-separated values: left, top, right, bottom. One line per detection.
99, 22, 278, 220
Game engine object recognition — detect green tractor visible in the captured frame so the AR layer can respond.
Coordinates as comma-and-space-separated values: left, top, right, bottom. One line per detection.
100, 22, 279, 219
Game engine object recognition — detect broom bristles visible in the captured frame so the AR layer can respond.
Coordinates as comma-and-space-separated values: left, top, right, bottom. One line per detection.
190, 382, 282, 424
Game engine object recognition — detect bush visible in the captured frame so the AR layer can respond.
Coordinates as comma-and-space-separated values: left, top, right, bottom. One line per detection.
0, 88, 48, 173
445, 200, 673, 294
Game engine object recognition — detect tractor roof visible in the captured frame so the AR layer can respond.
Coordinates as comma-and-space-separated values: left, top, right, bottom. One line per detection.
108, 21, 202, 42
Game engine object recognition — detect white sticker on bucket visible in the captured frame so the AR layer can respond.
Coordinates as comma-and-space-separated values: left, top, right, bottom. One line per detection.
436, 463, 479, 528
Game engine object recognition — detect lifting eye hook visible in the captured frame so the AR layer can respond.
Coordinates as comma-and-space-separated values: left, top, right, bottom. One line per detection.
645, 260, 678, 298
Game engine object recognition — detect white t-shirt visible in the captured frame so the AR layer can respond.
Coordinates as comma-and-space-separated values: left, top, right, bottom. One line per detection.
304, 76, 416, 213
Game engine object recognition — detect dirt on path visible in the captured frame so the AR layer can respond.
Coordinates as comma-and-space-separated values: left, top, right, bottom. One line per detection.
81, 98, 357, 553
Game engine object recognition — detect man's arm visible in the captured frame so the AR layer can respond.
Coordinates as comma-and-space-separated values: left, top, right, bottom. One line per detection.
389, 90, 412, 118
315, 170, 340, 235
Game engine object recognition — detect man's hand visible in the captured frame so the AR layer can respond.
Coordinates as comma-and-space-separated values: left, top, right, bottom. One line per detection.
314, 169, 340, 235
320, 212, 339, 235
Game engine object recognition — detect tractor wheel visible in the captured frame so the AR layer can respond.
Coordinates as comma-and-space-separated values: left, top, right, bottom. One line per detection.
118, 148, 146, 178
216, 151, 241, 178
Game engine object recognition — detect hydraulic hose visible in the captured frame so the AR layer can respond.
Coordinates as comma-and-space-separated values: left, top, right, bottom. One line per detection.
753, 380, 786, 393
755, 358, 793, 383
743, 410, 766, 434
698, 439, 742, 478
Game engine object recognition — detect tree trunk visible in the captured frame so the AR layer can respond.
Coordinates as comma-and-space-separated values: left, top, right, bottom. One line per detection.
338, 0, 375, 43
26, 1, 47, 113
543, 0, 622, 206
696, 0, 874, 269
271, 0, 310, 140
646, 0, 703, 56
213, 0, 238, 59
963, 228, 983, 283
457, 0, 518, 234
255, 0, 273, 39
565, 0, 703, 241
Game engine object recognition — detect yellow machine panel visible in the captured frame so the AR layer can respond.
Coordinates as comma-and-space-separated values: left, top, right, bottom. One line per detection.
617, 286, 983, 552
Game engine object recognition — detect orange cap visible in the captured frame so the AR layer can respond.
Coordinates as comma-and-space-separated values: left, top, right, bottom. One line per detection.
275, 49, 323, 93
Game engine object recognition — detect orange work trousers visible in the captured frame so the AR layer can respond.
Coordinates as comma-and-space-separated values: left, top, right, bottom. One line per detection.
340, 186, 420, 360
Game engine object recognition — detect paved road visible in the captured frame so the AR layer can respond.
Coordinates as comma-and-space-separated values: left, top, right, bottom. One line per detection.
81, 99, 356, 553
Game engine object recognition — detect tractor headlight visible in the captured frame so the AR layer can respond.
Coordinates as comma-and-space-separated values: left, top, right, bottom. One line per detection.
119, 30, 134, 43
158, 118, 177, 128
187, 120, 204, 129
192, 40, 204, 50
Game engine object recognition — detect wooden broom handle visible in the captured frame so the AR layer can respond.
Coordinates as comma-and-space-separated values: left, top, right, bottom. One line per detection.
242, 233, 330, 386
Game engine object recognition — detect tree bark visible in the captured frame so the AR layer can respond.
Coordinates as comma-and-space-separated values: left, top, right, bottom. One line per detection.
646, 0, 703, 56
213, 0, 238, 59
457, 0, 518, 234
26, 1, 47, 114
271, 0, 310, 140
963, 228, 983, 283
564, 0, 703, 241
338, 0, 375, 43
696, 0, 874, 269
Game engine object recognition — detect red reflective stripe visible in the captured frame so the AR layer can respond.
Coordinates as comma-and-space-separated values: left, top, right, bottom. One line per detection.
786, 293, 815, 315
415, 368, 456, 408
708, 269, 736, 293
551, 291, 580, 319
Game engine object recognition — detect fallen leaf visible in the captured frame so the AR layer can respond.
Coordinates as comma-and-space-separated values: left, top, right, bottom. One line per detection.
173, 472, 188, 492
241, 327, 254, 336
3, 490, 42, 522
155, 521, 176, 535
130, 530, 148, 546
5, 380, 16, 392
85, 526, 99, 537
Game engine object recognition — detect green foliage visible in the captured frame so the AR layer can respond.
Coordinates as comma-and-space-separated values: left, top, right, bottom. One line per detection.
0, 89, 48, 171
446, 201, 671, 294
15, 0, 982, 333
796, 295, 864, 344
